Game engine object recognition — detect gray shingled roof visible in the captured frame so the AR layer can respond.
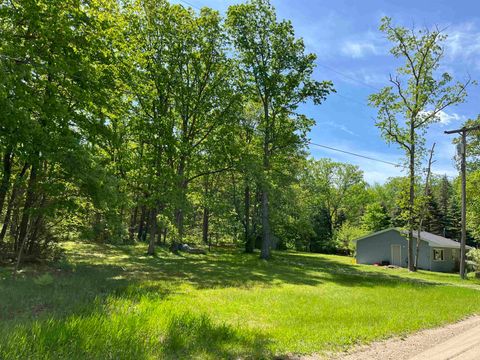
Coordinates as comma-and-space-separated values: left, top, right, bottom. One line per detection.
356, 228, 472, 249
403, 230, 471, 249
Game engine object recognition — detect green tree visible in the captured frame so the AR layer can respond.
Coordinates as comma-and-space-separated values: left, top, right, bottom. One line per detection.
431, 174, 454, 234
0, 0, 121, 264
361, 203, 391, 232
124, 0, 239, 254
303, 159, 368, 252
465, 171, 480, 241
422, 190, 444, 235
305, 158, 367, 232
226, 0, 333, 259
369, 17, 471, 271
334, 222, 367, 255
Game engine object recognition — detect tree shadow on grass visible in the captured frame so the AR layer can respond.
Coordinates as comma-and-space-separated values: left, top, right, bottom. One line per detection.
1, 242, 465, 360
106, 245, 446, 291
0, 242, 449, 355
0, 244, 447, 324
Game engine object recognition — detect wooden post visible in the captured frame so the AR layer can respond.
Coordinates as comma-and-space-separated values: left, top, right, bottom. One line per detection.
460, 131, 467, 279
444, 125, 480, 279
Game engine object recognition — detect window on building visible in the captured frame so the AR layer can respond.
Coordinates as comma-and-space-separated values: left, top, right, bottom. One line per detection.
433, 248, 444, 261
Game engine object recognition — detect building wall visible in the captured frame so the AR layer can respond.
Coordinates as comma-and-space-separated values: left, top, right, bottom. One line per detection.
430, 247, 458, 273
356, 229, 431, 270
415, 238, 431, 270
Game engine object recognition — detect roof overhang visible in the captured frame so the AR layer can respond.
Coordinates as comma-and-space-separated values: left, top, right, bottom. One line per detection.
355, 228, 473, 250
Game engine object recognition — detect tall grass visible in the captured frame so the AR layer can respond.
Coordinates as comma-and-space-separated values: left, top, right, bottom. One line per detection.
1, 242, 480, 358
1, 299, 270, 359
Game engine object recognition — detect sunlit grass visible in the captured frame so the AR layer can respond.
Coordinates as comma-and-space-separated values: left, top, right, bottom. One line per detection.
1, 242, 480, 359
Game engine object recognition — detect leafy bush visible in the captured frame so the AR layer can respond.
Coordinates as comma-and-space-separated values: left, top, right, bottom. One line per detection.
467, 248, 480, 272
334, 222, 367, 255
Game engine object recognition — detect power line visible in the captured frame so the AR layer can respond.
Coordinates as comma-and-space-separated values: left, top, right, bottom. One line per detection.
316, 62, 381, 92
308, 141, 407, 169
178, 0, 201, 10
333, 92, 370, 109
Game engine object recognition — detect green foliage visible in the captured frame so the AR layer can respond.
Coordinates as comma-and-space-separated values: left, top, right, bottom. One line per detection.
361, 203, 391, 232
226, 0, 334, 258
467, 248, 480, 272
334, 222, 367, 254
0, 0, 123, 259
369, 16, 472, 269
370, 17, 471, 153
301, 158, 368, 252
0, 0, 475, 272
465, 171, 480, 241
461, 116, 480, 171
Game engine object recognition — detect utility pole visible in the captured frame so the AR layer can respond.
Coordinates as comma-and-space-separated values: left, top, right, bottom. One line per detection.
444, 125, 480, 279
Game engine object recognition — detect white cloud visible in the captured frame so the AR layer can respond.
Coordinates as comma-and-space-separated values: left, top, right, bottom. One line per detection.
362, 72, 386, 86
444, 22, 480, 69
341, 41, 378, 58
437, 111, 463, 125
340, 30, 387, 59
419, 110, 465, 127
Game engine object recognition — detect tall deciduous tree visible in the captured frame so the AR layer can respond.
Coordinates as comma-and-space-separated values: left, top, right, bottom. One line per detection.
226, 0, 333, 259
0, 0, 121, 263
362, 203, 391, 232
124, 0, 239, 254
369, 17, 471, 271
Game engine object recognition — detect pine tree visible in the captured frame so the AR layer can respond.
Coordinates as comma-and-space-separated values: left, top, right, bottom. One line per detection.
445, 197, 462, 240
434, 175, 454, 235
423, 191, 444, 236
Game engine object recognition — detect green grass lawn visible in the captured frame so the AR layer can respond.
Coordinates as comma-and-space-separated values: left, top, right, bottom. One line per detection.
1, 242, 480, 359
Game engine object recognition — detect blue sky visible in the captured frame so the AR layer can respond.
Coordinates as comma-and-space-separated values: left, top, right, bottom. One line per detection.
174, 0, 480, 183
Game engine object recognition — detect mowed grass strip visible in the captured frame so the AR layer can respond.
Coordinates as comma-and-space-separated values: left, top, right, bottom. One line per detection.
1, 242, 480, 359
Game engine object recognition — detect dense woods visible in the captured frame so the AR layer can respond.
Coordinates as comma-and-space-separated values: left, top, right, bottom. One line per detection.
0, 0, 478, 268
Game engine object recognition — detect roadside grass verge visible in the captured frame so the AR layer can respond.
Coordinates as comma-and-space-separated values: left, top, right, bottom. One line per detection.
1, 242, 480, 359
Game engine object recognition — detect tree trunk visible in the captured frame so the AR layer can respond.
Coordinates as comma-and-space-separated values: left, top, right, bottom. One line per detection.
202, 207, 209, 245
173, 209, 184, 242
244, 184, 253, 253
26, 193, 47, 255
147, 208, 157, 255
260, 189, 271, 259
0, 147, 13, 219
15, 164, 37, 269
11, 201, 20, 250
142, 209, 150, 242
0, 164, 28, 244
252, 186, 260, 248
137, 205, 146, 241
129, 205, 138, 243
260, 100, 272, 260
408, 137, 415, 271
415, 144, 435, 270
202, 175, 209, 245
172, 160, 187, 251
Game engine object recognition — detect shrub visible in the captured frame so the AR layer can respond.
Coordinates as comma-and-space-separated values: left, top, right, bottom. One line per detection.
334, 222, 367, 255
467, 248, 480, 272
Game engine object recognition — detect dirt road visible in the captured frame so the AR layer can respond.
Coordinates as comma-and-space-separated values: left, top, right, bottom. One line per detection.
331, 316, 480, 360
